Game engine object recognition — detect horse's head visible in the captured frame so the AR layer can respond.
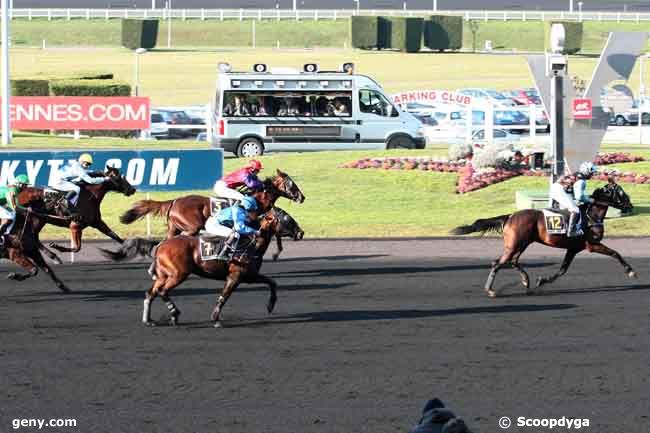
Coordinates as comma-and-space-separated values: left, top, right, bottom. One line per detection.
592, 179, 633, 212
272, 207, 304, 240
260, 207, 304, 241
105, 166, 136, 197
270, 169, 305, 204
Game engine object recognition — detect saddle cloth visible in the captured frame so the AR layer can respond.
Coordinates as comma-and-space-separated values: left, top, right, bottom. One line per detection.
542, 208, 569, 235
210, 197, 236, 216
199, 235, 226, 261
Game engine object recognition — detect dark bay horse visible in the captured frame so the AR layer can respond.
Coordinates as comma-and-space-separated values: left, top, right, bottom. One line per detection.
17, 166, 136, 255
451, 181, 636, 297
116, 208, 303, 327
119, 169, 305, 260
1, 209, 69, 292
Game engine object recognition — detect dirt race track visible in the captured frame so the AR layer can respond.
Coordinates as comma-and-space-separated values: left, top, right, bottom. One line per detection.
1, 239, 649, 433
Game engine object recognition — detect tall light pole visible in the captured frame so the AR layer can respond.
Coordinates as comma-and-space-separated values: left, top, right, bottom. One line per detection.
639, 54, 650, 144
548, 23, 567, 183
1, 0, 11, 146
569, 0, 574, 13
133, 48, 147, 97
433, 0, 437, 11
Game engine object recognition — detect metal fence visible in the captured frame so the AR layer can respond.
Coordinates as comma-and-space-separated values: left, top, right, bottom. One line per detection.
5, 8, 650, 22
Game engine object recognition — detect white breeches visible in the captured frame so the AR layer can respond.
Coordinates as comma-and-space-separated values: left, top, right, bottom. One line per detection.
213, 180, 244, 202
550, 183, 579, 212
204, 216, 235, 237
52, 181, 81, 205
0, 205, 15, 220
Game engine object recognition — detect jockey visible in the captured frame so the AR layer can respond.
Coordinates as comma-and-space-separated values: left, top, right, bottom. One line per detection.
213, 159, 264, 202
204, 196, 260, 259
50, 153, 107, 214
549, 161, 597, 237
0, 174, 30, 244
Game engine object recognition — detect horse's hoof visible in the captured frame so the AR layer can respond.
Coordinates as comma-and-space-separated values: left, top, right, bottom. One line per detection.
272, 254, 279, 262
143, 321, 156, 327
213, 321, 223, 329
628, 271, 637, 279
58, 284, 71, 293
267, 301, 276, 314
486, 289, 498, 298
7, 272, 16, 280
535, 277, 544, 288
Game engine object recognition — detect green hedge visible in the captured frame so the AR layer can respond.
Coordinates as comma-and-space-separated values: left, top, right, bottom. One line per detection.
386, 17, 423, 52
351, 16, 381, 49
121, 19, 158, 50
68, 72, 115, 80
424, 15, 463, 51
544, 21, 583, 54
49, 79, 131, 97
10, 79, 50, 96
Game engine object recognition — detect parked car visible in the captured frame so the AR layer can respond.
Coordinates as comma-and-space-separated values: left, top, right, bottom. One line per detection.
149, 111, 169, 139
472, 128, 521, 146
404, 102, 439, 116
506, 88, 542, 106
457, 88, 517, 107
610, 110, 639, 126
152, 109, 194, 138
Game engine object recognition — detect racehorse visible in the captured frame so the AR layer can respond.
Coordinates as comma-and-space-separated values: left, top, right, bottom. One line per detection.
110, 207, 303, 327
119, 169, 305, 260
17, 166, 136, 255
451, 181, 637, 297
1, 209, 69, 292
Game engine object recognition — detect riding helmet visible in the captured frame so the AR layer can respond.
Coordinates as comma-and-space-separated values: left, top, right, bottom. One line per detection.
14, 174, 30, 186
240, 196, 258, 212
247, 160, 263, 171
578, 161, 597, 176
78, 153, 94, 165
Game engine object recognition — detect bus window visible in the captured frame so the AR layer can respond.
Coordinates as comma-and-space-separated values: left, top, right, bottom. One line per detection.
221, 91, 352, 118
359, 89, 396, 117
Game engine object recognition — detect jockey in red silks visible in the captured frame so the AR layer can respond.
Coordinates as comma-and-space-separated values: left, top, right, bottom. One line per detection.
213, 160, 264, 202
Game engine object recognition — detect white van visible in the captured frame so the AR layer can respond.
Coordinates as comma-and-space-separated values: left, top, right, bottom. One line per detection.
212, 63, 425, 157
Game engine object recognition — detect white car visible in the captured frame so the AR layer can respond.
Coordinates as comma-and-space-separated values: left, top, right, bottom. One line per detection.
457, 88, 517, 107
150, 111, 170, 139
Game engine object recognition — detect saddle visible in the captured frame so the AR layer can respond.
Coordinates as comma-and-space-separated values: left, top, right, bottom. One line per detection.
542, 204, 589, 236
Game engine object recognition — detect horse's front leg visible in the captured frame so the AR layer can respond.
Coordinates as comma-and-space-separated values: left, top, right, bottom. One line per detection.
272, 235, 283, 261
93, 219, 124, 244
587, 242, 637, 278
50, 224, 82, 253
211, 275, 241, 328
39, 241, 63, 264
247, 273, 278, 314
29, 250, 70, 293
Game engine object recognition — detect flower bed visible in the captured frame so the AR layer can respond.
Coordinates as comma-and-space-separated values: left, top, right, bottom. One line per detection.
339, 153, 649, 194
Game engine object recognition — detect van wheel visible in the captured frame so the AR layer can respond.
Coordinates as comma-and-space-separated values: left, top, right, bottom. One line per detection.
237, 138, 264, 158
386, 135, 415, 149
615, 116, 626, 126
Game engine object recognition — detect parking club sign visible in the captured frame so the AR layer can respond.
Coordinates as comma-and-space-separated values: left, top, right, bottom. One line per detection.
572, 98, 593, 120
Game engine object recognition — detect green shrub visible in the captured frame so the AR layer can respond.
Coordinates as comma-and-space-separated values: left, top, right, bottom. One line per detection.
68, 72, 115, 80
378, 16, 391, 49
10, 79, 50, 96
386, 17, 423, 52
121, 19, 158, 50
544, 21, 583, 54
49, 79, 131, 97
424, 15, 463, 51
351, 16, 380, 49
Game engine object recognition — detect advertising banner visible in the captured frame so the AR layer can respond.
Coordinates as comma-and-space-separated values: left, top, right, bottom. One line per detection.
0, 149, 223, 192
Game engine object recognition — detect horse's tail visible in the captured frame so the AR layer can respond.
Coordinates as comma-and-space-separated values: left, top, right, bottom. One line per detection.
120, 200, 174, 224
99, 238, 160, 262
450, 214, 511, 236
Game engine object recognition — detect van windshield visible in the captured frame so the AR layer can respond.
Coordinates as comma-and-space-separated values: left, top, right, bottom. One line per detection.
221, 90, 352, 117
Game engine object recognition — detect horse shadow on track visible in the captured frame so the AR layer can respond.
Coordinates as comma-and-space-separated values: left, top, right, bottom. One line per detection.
219, 303, 578, 328
10, 282, 357, 304
271, 262, 555, 278
500, 283, 650, 298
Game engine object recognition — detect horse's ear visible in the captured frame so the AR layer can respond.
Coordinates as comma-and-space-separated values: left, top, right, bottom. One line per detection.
276, 168, 285, 176
607, 176, 616, 185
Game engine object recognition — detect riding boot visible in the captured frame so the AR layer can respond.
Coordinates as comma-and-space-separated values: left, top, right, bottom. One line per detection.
0, 221, 10, 236
64, 191, 80, 218
567, 212, 583, 237
216, 233, 237, 260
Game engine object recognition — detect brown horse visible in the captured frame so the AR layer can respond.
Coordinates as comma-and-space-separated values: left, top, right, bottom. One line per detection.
17, 166, 136, 255
133, 207, 304, 327
451, 181, 637, 297
1, 209, 69, 292
119, 169, 305, 260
